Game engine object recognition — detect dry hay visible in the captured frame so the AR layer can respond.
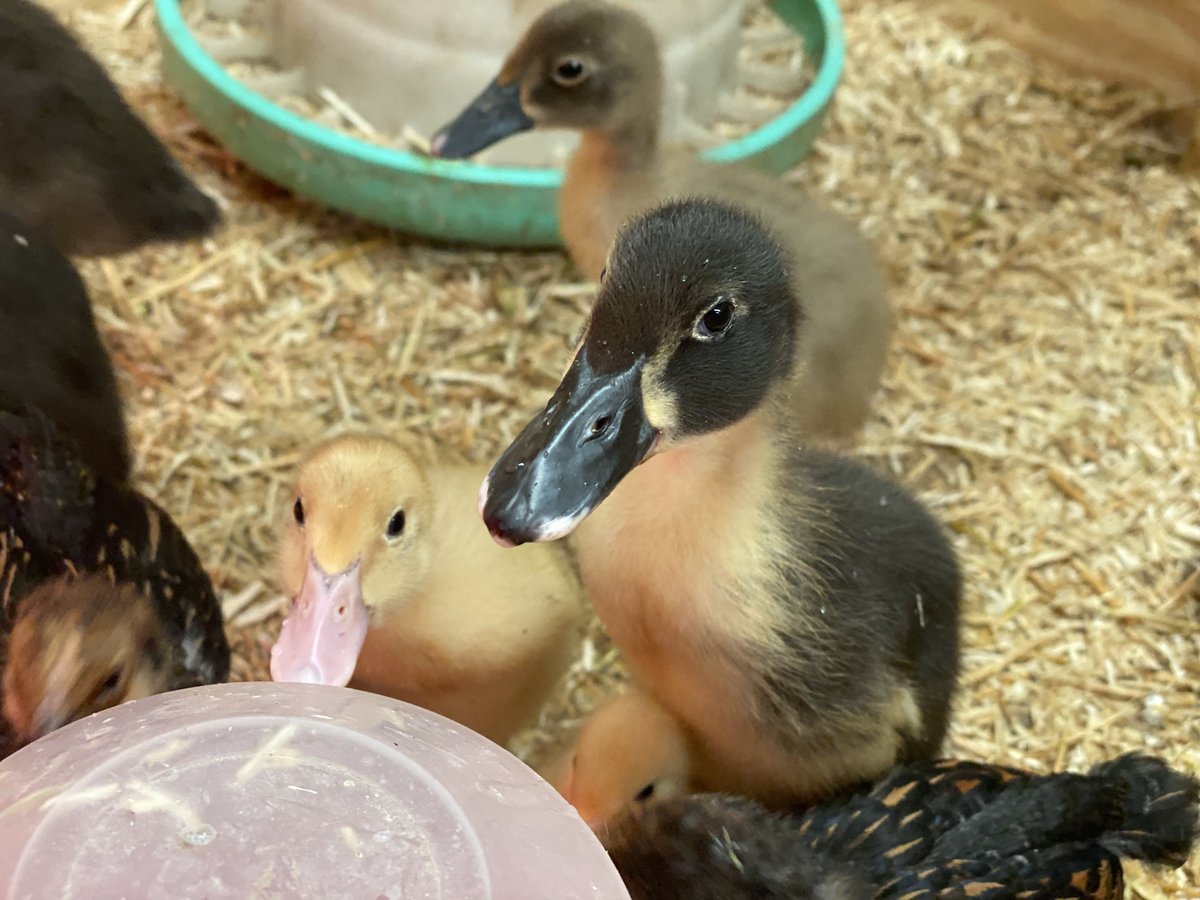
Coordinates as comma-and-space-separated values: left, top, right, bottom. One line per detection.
44, 0, 1200, 893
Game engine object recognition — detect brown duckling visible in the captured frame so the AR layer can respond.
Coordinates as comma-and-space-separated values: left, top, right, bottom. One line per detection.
271, 434, 587, 746
0, 208, 129, 482
546, 686, 692, 829
606, 753, 1200, 899
480, 199, 961, 807
3, 575, 179, 746
0, 408, 230, 753
432, 0, 890, 439
0, 0, 221, 256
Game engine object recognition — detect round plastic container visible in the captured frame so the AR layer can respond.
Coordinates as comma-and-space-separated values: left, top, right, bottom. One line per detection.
0, 682, 629, 899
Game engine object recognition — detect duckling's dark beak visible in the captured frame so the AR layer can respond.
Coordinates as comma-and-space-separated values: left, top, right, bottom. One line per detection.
480, 355, 658, 546
430, 80, 534, 159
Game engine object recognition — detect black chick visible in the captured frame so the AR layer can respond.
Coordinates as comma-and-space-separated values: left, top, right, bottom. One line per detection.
0, 407, 229, 751
0, 208, 129, 482
0, 0, 221, 256
606, 754, 1200, 899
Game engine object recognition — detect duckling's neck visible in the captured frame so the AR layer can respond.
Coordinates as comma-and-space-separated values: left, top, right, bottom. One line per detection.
578, 119, 661, 172
573, 407, 785, 632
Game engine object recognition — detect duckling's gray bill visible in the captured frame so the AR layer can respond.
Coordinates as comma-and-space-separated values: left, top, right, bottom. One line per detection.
430, 80, 534, 159
481, 355, 657, 546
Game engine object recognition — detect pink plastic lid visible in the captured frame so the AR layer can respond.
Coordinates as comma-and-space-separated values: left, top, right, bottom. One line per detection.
0, 682, 629, 899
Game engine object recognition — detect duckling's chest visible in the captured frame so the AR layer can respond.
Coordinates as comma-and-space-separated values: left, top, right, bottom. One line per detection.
573, 446, 786, 725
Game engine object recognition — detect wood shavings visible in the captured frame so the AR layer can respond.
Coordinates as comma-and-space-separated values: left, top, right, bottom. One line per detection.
36, 0, 1199, 891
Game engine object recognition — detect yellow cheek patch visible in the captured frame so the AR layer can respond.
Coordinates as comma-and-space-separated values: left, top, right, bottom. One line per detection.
641, 354, 678, 434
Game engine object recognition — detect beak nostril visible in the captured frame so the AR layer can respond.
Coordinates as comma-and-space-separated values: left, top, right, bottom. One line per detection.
336, 604, 347, 618
589, 415, 612, 438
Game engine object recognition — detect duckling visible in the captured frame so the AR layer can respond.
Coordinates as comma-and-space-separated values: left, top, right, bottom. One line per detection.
432, 0, 890, 439
0, 208, 129, 482
480, 199, 961, 807
547, 686, 693, 829
0, 0, 221, 256
2, 574, 182, 747
0, 407, 230, 749
605, 753, 1200, 899
271, 434, 587, 746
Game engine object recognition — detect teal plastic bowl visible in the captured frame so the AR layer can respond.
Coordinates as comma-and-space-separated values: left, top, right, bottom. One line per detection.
155, 0, 844, 248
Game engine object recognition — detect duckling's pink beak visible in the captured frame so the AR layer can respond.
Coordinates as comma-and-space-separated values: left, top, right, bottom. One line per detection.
270, 556, 368, 687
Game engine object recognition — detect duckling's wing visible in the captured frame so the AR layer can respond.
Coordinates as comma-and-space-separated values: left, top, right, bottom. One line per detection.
876, 843, 1124, 899
926, 772, 1127, 861
795, 760, 1027, 877
89, 481, 231, 686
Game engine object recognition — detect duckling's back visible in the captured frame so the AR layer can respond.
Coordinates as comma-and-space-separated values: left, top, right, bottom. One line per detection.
0, 408, 229, 686
0, 209, 130, 483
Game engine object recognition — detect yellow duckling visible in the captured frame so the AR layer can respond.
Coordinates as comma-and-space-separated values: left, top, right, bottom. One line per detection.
271, 434, 587, 746
544, 686, 692, 830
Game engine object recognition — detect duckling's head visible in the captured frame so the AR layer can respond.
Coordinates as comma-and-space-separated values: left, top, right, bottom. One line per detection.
271, 435, 434, 687
481, 197, 798, 545
431, 0, 661, 159
2, 575, 172, 743
558, 690, 692, 831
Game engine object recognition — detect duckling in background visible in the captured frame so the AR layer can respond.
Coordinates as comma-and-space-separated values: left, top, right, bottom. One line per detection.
481, 199, 961, 807
545, 686, 693, 829
606, 754, 1200, 899
0, 0, 221, 256
3, 575, 181, 747
0, 209, 129, 482
0, 407, 230, 751
432, 0, 890, 439
271, 435, 587, 746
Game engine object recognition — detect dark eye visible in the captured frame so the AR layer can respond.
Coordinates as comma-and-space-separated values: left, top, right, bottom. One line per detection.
293, 498, 305, 526
99, 670, 121, 694
588, 416, 611, 439
696, 300, 734, 339
553, 57, 586, 86
386, 509, 406, 539
634, 783, 655, 802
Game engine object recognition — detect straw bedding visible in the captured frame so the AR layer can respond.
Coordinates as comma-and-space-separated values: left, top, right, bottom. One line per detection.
42, 0, 1200, 893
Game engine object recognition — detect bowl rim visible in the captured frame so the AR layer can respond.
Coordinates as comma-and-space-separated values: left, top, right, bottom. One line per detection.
153, 0, 845, 187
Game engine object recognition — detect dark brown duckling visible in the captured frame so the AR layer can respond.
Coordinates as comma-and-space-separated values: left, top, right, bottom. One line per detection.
0, 407, 229, 752
0, 208, 129, 482
2, 574, 184, 746
481, 198, 960, 808
0, 0, 221, 256
432, 0, 890, 438
607, 754, 1200, 899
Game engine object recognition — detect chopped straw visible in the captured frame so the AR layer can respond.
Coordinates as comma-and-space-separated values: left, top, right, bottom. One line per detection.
45, 0, 1200, 892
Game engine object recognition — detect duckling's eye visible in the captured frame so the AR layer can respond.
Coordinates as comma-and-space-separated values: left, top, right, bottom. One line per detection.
553, 57, 587, 87
386, 509, 406, 540
634, 783, 655, 802
695, 300, 735, 340
98, 670, 121, 696
293, 498, 305, 526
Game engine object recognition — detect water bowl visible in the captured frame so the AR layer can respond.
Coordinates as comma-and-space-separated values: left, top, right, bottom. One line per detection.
0, 682, 629, 899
